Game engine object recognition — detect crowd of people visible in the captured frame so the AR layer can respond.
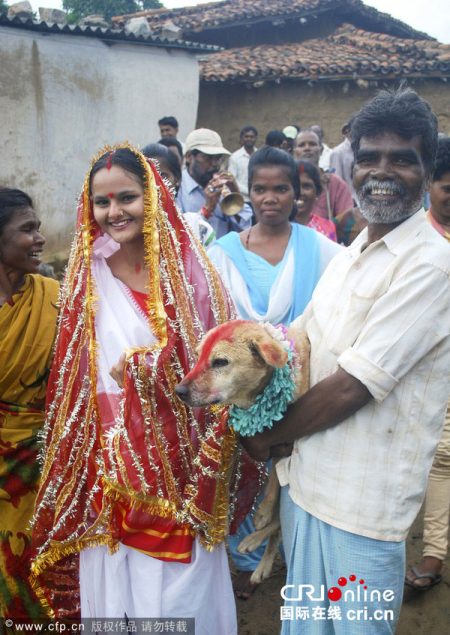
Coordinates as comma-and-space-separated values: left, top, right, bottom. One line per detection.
0, 87, 449, 635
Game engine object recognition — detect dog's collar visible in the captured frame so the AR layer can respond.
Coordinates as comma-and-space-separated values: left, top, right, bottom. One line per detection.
228, 322, 299, 437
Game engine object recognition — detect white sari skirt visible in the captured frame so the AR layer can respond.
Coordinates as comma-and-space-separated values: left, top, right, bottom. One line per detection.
80, 539, 237, 635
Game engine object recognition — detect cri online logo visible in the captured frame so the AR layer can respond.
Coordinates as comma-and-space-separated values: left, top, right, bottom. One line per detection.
328, 575, 366, 601
281, 575, 395, 603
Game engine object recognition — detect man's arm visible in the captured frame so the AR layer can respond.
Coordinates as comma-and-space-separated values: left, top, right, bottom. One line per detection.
240, 367, 372, 461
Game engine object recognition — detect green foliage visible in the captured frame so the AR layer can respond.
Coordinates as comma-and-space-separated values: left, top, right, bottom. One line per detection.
62, 0, 163, 24
0, 0, 9, 14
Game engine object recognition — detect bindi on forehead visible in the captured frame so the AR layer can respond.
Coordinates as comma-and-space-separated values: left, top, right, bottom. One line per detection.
107, 193, 115, 199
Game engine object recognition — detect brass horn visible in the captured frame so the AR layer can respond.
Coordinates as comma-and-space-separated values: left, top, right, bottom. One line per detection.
220, 186, 245, 216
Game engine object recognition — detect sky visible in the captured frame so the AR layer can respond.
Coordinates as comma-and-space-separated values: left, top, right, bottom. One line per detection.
25, 0, 450, 44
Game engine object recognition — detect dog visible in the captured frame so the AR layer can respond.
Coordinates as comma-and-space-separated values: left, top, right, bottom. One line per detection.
175, 319, 310, 584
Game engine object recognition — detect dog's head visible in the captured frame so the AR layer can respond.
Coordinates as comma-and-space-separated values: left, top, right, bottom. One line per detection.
175, 320, 289, 409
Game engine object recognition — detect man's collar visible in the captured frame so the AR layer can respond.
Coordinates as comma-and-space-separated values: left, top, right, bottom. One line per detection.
183, 168, 203, 194
381, 208, 426, 253
237, 145, 256, 156
350, 209, 426, 256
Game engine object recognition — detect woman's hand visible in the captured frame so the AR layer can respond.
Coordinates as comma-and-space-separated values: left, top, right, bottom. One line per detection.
109, 352, 127, 389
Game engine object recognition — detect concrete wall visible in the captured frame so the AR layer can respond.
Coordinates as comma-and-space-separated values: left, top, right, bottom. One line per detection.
198, 78, 450, 153
0, 27, 200, 258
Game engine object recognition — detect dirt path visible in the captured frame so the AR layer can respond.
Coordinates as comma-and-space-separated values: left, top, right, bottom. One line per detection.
232, 507, 450, 634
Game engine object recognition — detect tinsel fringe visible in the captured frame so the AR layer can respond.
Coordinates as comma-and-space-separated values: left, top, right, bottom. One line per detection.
103, 479, 178, 519
30, 533, 118, 618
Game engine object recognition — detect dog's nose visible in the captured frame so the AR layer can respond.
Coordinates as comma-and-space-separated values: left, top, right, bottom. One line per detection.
175, 383, 189, 400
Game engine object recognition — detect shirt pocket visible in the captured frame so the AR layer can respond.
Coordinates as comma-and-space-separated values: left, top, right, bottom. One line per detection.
327, 290, 379, 358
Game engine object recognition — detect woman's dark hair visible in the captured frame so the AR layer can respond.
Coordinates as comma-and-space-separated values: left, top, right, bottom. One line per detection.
0, 187, 34, 236
351, 86, 438, 178
433, 137, 450, 182
248, 146, 300, 201
89, 148, 146, 192
265, 130, 287, 147
157, 136, 184, 159
142, 143, 182, 182
295, 160, 322, 196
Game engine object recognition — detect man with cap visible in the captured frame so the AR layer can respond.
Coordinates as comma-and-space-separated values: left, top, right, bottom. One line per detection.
176, 128, 253, 239
282, 125, 300, 154
330, 115, 357, 201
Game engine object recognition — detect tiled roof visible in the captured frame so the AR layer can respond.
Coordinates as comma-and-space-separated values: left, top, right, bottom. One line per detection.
200, 25, 450, 83
112, 0, 431, 41
0, 13, 221, 51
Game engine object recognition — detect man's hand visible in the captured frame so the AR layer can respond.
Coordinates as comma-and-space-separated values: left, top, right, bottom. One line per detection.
216, 171, 239, 193
270, 443, 294, 458
204, 179, 221, 214
240, 433, 293, 462
109, 352, 127, 389
239, 431, 271, 462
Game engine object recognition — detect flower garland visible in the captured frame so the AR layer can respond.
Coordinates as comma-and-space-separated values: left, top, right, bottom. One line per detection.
229, 323, 300, 437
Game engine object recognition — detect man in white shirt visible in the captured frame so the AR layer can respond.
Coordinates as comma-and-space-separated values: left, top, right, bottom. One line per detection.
228, 126, 258, 202
311, 124, 332, 172
330, 115, 357, 201
243, 87, 450, 634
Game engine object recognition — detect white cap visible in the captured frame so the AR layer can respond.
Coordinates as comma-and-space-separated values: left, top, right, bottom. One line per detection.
185, 128, 230, 155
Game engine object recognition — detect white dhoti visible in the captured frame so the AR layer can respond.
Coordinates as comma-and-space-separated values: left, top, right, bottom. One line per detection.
80, 538, 237, 635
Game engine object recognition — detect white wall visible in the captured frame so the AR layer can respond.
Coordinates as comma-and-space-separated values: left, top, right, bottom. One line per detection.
0, 27, 200, 257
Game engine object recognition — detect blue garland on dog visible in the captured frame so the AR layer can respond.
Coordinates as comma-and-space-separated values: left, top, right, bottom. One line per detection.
229, 347, 297, 437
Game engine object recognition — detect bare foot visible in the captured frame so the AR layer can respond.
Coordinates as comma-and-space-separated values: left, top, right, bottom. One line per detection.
405, 556, 443, 590
233, 570, 259, 599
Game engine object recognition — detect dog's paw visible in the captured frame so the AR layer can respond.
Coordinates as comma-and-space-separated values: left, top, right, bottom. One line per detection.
253, 503, 275, 531
251, 559, 273, 584
237, 532, 265, 554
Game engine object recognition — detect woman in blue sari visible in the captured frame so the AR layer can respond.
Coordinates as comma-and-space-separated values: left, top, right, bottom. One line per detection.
208, 146, 342, 598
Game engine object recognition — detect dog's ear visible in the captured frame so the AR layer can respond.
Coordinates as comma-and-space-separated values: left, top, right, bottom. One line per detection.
249, 332, 289, 369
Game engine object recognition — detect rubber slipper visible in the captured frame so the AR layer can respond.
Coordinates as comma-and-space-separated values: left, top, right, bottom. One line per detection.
404, 567, 442, 591
233, 570, 260, 600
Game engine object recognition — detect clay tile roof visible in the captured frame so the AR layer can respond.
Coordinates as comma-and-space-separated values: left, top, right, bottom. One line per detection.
199, 25, 450, 83
111, 0, 431, 40
0, 13, 221, 52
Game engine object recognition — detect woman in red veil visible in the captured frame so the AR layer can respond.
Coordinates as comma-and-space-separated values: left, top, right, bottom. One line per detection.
31, 144, 262, 632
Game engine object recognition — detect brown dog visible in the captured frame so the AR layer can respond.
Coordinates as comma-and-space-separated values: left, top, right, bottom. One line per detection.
175, 320, 310, 583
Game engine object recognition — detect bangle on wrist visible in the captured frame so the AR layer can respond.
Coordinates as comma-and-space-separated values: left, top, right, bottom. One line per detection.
201, 205, 213, 219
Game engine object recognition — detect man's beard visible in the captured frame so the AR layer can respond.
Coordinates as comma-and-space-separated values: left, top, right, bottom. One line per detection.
190, 161, 218, 188
357, 179, 425, 225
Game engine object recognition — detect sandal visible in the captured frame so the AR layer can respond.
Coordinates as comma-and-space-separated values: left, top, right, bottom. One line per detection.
404, 567, 442, 592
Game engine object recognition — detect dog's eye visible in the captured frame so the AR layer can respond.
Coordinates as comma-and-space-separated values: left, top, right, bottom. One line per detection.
212, 358, 229, 368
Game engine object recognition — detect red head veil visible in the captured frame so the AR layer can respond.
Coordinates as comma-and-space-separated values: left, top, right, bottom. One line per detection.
30, 143, 263, 619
